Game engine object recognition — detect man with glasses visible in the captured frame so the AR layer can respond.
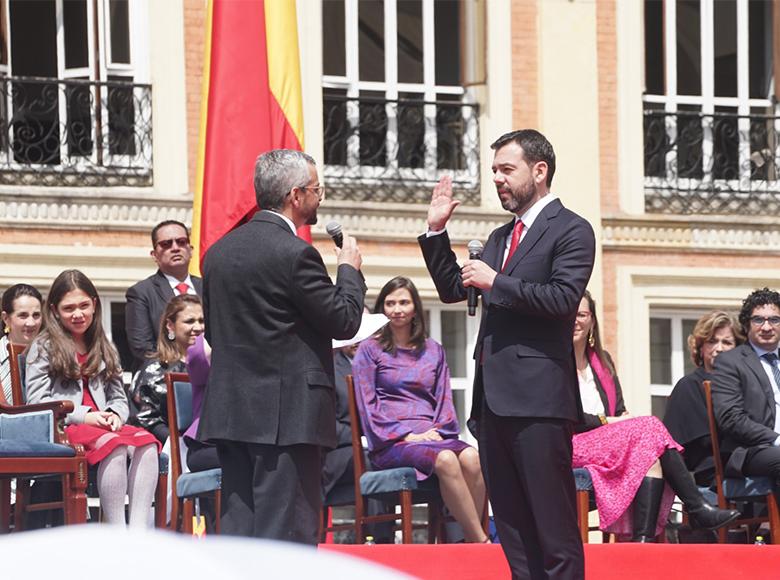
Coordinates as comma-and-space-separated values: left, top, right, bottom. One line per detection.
125, 220, 202, 369
713, 287, 780, 497
198, 149, 364, 543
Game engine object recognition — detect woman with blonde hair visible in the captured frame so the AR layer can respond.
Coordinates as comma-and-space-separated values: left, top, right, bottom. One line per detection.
130, 294, 204, 443
664, 311, 745, 486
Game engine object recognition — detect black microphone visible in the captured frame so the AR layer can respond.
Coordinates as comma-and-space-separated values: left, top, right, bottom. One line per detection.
325, 221, 343, 248
467, 240, 484, 317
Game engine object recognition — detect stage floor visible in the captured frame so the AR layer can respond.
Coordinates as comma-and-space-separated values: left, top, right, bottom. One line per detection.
321, 543, 780, 579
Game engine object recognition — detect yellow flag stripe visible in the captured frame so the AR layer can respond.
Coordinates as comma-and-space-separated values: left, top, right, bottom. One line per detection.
264, 0, 304, 147
190, 0, 215, 276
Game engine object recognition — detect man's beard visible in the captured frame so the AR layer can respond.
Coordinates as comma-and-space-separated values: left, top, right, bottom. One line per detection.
306, 211, 318, 226
499, 182, 534, 213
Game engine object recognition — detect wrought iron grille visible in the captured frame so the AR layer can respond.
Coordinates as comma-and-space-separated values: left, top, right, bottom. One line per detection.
323, 93, 480, 205
0, 75, 152, 187
644, 107, 780, 214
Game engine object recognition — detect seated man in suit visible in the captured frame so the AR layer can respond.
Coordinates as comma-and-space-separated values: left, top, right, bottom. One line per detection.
713, 288, 780, 496
125, 220, 202, 370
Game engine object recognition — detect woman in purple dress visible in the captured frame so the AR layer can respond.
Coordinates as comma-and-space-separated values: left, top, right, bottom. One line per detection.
572, 290, 739, 541
352, 276, 488, 543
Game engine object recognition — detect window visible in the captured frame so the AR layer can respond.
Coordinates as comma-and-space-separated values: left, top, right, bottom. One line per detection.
322, 0, 482, 204
643, 0, 777, 214
648, 310, 705, 418
0, 0, 151, 186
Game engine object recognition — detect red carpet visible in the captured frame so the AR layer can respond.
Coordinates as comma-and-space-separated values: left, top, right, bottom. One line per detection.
321, 543, 780, 579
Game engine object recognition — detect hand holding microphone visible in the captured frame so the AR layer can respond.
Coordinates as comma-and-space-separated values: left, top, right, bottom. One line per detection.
462, 240, 496, 314
466, 240, 483, 316
327, 221, 362, 271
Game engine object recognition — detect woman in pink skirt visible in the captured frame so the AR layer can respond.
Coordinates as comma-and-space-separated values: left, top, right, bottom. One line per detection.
572, 290, 738, 541
26, 270, 161, 526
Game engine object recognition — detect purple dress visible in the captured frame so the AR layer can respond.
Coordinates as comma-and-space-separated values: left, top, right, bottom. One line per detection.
184, 334, 209, 442
352, 337, 471, 480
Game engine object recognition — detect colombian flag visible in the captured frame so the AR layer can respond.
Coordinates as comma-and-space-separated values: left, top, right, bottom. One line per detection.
191, 0, 309, 274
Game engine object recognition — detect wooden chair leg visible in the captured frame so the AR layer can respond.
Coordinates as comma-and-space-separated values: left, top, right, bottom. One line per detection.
0, 478, 10, 533
13, 478, 31, 531
62, 468, 88, 525
182, 499, 194, 534
214, 489, 221, 535
576, 490, 589, 544
767, 493, 780, 544
400, 490, 413, 544
155, 473, 167, 529
426, 503, 437, 544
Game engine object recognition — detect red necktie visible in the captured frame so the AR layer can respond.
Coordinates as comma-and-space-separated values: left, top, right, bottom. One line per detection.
502, 220, 524, 271
175, 282, 189, 296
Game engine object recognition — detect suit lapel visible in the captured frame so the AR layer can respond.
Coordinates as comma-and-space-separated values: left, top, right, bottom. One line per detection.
153, 271, 174, 303
486, 220, 514, 271
502, 199, 559, 275
743, 345, 777, 418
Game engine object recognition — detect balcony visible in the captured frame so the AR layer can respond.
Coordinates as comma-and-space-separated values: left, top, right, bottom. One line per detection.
0, 76, 152, 188
644, 107, 780, 215
323, 93, 480, 205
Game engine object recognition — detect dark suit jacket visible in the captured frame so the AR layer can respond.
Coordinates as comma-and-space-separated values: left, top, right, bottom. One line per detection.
322, 350, 355, 496
125, 270, 202, 367
198, 211, 366, 448
419, 198, 595, 426
712, 343, 779, 474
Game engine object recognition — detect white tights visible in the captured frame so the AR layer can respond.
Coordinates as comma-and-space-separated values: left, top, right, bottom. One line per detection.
96, 443, 158, 527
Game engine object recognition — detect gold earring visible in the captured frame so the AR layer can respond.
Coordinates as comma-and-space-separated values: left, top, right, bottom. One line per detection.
588, 331, 595, 348
3, 325, 9, 334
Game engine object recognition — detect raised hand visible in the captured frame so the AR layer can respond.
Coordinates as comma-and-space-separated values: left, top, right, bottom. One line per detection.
427, 175, 461, 231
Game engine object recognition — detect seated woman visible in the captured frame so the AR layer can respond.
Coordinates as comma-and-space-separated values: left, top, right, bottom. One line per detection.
183, 333, 218, 472
26, 269, 160, 526
572, 290, 739, 541
352, 276, 488, 543
0, 283, 43, 404
130, 295, 204, 443
664, 311, 744, 487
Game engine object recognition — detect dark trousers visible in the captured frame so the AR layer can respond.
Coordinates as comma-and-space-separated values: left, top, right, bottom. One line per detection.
743, 445, 780, 507
217, 441, 322, 544
480, 405, 584, 580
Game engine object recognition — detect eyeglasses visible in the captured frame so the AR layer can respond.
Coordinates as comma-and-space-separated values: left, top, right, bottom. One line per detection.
301, 185, 326, 200
155, 236, 190, 251
575, 311, 592, 321
750, 316, 780, 327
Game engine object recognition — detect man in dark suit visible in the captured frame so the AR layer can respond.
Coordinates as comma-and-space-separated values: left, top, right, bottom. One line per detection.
198, 149, 365, 543
125, 220, 202, 369
713, 288, 780, 493
419, 130, 594, 579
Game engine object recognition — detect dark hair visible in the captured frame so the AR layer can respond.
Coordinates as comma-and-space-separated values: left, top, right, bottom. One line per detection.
688, 311, 745, 368
373, 276, 427, 355
490, 129, 556, 187
581, 290, 615, 376
151, 220, 190, 247
253, 149, 316, 211
39, 270, 121, 380
1, 284, 43, 335
155, 294, 203, 364
739, 288, 780, 334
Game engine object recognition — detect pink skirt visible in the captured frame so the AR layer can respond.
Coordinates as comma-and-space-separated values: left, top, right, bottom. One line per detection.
66, 423, 161, 465
572, 416, 683, 537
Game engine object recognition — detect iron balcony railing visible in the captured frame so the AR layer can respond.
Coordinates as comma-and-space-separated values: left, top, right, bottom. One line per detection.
323, 93, 480, 205
644, 107, 780, 214
0, 75, 152, 187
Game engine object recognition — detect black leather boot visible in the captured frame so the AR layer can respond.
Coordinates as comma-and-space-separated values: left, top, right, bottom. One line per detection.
632, 476, 665, 542
660, 449, 740, 530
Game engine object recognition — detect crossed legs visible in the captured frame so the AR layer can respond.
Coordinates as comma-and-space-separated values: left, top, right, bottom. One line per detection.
434, 447, 488, 543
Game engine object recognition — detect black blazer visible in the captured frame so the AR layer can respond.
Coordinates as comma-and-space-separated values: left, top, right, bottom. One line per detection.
198, 211, 366, 448
575, 352, 626, 433
322, 350, 355, 496
419, 198, 595, 426
712, 343, 779, 474
125, 270, 202, 367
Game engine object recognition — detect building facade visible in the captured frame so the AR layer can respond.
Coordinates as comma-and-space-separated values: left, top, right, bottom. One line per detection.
2, 0, 776, 441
